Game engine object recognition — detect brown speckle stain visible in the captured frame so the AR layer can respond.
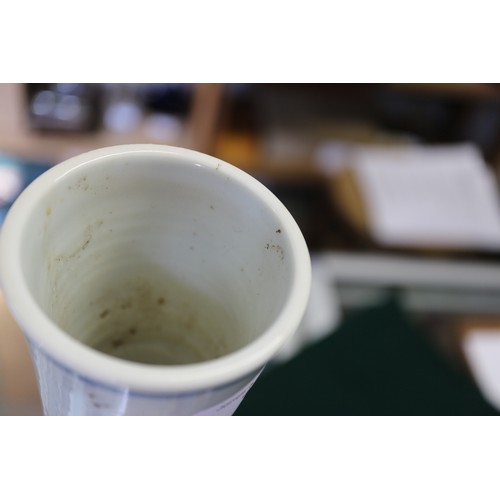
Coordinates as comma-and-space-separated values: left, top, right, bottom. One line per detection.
111, 338, 124, 348
76, 176, 89, 191
157, 297, 165, 305
99, 308, 110, 318
53, 221, 102, 265
128, 327, 137, 335
46, 207, 52, 216
265, 243, 285, 261
81, 236, 91, 251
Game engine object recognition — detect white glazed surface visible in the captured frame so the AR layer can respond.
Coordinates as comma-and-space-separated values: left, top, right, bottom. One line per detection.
29, 341, 261, 415
0, 144, 311, 415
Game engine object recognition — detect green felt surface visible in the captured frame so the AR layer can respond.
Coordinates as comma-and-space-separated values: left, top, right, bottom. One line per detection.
236, 299, 499, 415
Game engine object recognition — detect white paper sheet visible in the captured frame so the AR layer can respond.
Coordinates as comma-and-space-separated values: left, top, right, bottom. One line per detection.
353, 144, 500, 249
464, 330, 500, 411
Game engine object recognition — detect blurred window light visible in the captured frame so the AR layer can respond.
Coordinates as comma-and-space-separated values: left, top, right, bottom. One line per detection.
32, 90, 56, 116
0, 161, 23, 205
104, 101, 142, 132
54, 94, 83, 122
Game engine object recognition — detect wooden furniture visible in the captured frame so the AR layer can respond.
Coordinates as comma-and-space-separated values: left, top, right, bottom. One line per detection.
0, 84, 224, 163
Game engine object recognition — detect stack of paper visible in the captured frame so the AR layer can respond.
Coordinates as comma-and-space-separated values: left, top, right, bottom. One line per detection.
464, 330, 500, 411
344, 143, 500, 250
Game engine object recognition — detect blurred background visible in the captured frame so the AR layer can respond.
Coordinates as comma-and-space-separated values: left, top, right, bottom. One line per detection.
2, 83, 500, 415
